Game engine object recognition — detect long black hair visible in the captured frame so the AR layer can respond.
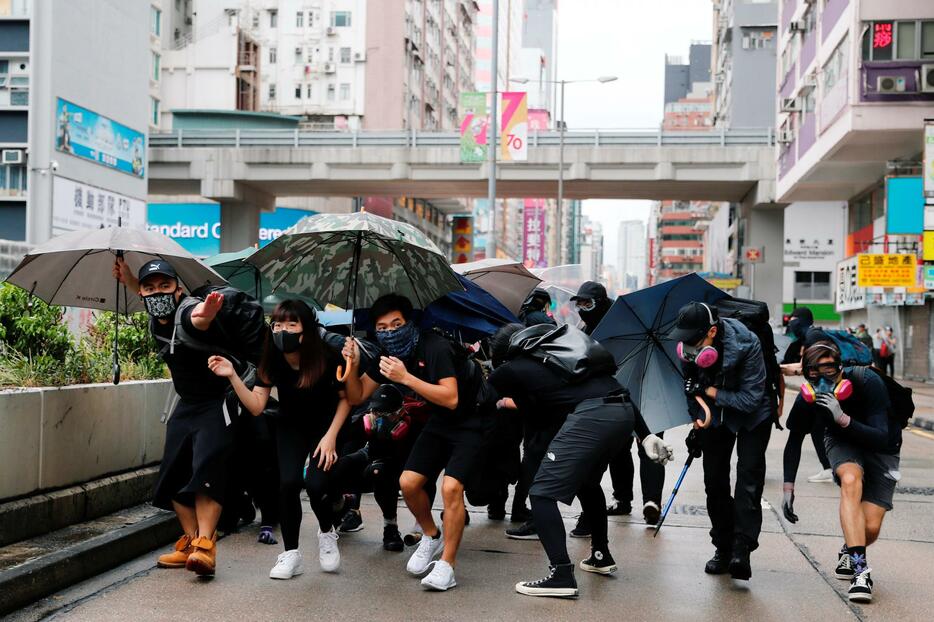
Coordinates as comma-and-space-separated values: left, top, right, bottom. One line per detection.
259, 299, 328, 389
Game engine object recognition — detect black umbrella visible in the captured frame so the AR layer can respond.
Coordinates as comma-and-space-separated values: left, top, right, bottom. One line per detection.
591, 273, 729, 433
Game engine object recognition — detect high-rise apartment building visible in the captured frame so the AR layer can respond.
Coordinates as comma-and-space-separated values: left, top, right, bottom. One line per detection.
617, 220, 646, 291
664, 43, 711, 104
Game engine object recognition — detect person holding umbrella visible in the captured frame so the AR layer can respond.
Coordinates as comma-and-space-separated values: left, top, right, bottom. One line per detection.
113, 258, 233, 577
341, 294, 483, 592
670, 301, 772, 582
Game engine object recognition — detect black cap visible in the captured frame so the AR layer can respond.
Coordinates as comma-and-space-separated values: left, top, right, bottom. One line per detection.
523, 287, 552, 307
368, 384, 404, 413
669, 301, 718, 345
789, 306, 814, 326
570, 281, 607, 302
138, 259, 178, 283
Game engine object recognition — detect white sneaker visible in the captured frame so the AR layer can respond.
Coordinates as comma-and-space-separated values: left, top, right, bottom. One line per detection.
421, 559, 457, 591
317, 529, 341, 573
808, 468, 834, 483
269, 549, 304, 580
406, 530, 444, 575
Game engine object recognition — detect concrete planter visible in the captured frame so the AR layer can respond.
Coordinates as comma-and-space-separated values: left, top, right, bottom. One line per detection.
0, 380, 172, 501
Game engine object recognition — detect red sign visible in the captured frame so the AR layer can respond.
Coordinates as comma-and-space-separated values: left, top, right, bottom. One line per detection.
744, 247, 764, 263
451, 216, 473, 263
873, 22, 893, 49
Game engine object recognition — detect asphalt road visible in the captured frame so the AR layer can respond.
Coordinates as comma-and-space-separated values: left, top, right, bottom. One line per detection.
11, 391, 934, 622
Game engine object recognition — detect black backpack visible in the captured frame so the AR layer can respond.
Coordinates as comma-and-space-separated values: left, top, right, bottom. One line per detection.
505, 323, 616, 382
715, 298, 783, 427
850, 366, 915, 429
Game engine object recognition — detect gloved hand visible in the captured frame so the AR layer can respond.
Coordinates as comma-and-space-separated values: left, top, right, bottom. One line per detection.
815, 393, 850, 427
683, 377, 705, 397
642, 434, 674, 465
782, 483, 798, 523
685, 429, 703, 458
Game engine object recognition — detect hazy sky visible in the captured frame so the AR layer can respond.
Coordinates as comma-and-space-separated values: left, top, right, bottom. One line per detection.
555, 0, 714, 266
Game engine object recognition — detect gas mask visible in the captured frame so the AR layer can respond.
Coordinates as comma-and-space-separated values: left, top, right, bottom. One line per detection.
677, 341, 719, 368
363, 408, 411, 442
800, 371, 853, 403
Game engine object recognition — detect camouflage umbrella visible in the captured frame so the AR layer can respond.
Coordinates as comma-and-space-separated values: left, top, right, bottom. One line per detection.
246, 212, 463, 311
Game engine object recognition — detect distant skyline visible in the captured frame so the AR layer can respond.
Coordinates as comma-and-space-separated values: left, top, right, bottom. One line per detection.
554, 0, 713, 266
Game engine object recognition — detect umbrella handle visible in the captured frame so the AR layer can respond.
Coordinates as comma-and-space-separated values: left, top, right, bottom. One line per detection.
694, 395, 713, 429
336, 363, 351, 382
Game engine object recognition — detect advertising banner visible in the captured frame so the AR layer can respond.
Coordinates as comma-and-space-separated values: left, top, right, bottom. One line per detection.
885, 176, 924, 234
925, 231, 934, 262
835, 256, 865, 312
924, 265, 934, 290
52, 175, 146, 235
451, 216, 474, 264
924, 119, 934, 197
522, 198, 547, 269
459, 92, 488, 163
500, 92, 528, 162
856, 253, 917, 288
55, 98, 145, 178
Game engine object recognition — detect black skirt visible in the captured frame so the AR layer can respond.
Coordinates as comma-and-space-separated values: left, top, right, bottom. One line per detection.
152, 398, 234, 510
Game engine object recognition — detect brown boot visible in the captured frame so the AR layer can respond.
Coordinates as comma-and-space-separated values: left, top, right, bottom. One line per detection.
185, 532, 217, 576
157, 534, 194, 568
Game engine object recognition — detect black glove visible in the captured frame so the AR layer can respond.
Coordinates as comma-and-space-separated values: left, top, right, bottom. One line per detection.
685, 429, 703, 458
782, 485, 799, 523
684, 377, 705, 397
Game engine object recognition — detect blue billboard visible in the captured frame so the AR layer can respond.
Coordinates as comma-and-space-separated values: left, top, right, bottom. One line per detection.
885, 176, 923, 235
55, 98, 146, 178
147, 203, 313, 256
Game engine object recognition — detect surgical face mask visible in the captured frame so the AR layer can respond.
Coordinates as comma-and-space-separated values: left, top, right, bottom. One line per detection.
272, 330, 302, 354
376, 321, 420, 359
142, 291, 178, 319
677, 341, 719, 368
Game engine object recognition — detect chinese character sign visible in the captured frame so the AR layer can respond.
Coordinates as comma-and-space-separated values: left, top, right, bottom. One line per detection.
451, 216, 474, 264
835, 256, 865, 312
55, 98, 146, 178
52, 175, 146, 235
856, 253, 917, 288
872, 22, 893, 50
459, 92, 488, 163
522, 199, 547, 268
500, 92, 528, 162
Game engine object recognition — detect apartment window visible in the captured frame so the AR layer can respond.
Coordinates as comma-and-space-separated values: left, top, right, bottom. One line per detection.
269, 10, 277, 28
151, 97, 159, 125
295, 46, 302, 61
308, 11, 315, 27
296, 11, 303, 28
794, 271, 831, 300
306, 83, 312, 99
252, 12, 259, 28
896, 22, 916, 59
330, 11, 351, 27
924, 21, 934, 58
0, 164, 27, 194
269, 47, 277, 64
151, 52, 160, 81
0, 60, 7, 74
340, 83, 350, 100
295, 83, 302, 99
269, 84, 276, 100
340, 47, 351, 63
327, 84, 335, 101
307, 48, 314, 63
823, 39, 847, 91
742, 28, 774, 50
150, 6, 162, 36
858, 20, 934, 61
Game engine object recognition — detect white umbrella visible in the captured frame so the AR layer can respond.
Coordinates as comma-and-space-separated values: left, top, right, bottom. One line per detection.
452, 258, 542, 315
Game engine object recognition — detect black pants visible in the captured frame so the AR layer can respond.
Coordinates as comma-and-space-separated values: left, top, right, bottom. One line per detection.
514, 417, 565, 513
609, 431, 665, 506
882, 354, 895, 377
700, 417, 772, 553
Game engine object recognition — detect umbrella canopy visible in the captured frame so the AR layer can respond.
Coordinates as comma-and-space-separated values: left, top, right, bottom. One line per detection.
5, 226, 226, 314
422, 274, 520, 342
452, 258, 542, 316
538, 282, 582, 328
247, 212, 463, 310
591, 273, 729, 433
205, 248, 320, 312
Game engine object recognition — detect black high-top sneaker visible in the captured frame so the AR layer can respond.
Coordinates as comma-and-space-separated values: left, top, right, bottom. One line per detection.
848, 568, 873, 603
515, 563, 579, 598
580, 548, 617, 575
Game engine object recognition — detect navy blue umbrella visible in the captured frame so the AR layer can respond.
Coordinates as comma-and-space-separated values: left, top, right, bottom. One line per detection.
591, 274, 729, 433
422, 274, 519, 342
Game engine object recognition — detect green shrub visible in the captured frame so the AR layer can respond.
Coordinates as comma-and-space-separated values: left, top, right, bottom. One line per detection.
0, 283, 73, 362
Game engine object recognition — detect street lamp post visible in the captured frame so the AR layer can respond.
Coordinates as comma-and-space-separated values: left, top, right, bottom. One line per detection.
511, 76, 616, 263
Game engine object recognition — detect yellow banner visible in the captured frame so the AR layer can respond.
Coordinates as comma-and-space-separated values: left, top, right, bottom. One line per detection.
924, 232, 934, 261
707, 278, 742, 289
856, 253, 917, 288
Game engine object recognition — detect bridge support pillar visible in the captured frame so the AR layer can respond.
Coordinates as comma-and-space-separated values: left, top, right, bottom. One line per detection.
739, 182, 786, 322
201, 179, 275, 252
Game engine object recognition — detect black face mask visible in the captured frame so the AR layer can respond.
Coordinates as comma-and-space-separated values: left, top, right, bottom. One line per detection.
579, 298, 609, 328
142, 291, 179, 319
273, 330, 302, 353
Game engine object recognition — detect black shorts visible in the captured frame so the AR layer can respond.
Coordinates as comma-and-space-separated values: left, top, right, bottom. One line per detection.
153, 398, 234, 510
404, 421, 483, 484
530, 398, 634, 505
825, 433, 901, 511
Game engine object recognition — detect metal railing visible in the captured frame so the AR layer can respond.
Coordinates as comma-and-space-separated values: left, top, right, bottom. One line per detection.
149, 127, 776, 149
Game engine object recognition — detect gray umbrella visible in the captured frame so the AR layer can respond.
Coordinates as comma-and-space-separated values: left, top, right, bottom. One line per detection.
5, 226, 226, 384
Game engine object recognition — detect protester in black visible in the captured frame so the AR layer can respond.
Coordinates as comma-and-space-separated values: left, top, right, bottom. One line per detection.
113, 258, 232, 576
671, 301, 772, 581
341, 294, 481, 592
488, 324, 672, 599
518, 288, 557, 327
570, 281, 612, 335
208, 300, 350, 580
797, 341, 899, 603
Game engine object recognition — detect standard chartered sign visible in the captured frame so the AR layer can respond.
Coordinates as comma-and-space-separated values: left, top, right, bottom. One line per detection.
148, 221, 222, 240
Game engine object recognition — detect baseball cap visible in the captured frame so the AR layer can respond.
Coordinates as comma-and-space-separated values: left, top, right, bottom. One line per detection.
669, 301, 719, 345
368, 384, 404, 414
138, 259, 178, 283
570, 281, 607, 302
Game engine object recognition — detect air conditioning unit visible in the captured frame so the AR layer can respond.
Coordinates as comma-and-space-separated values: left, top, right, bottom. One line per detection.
781, 97, 801, 112
2, 149, 24, 164
778, 130, 794, 144
921, 64, 934, 93
324, 62, 335, 73
789, 20, 806, 33
326, 26, 336, 36
353, 51, 366, 62
876, 75, 906, 93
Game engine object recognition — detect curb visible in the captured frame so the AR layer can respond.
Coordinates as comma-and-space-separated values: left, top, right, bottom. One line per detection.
0, 510, 178, 616
912, 417, 934, 431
